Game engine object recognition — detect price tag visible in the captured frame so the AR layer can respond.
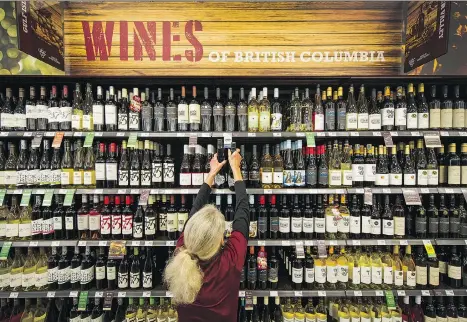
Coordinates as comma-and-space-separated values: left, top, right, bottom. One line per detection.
445, 188, 454, 194
382, 188, 391, 194
247, 132, 256, 137
47, 291, 56, 298
99, 241, 107, 246
223, 133, 232, 149
328, 132, 336, 137
390, 131, 399, 136
317, 291, 326, 297
264, 189, 272, 194
51, 241, 60, 247
364, 188, 372, 205
20, 189, 32, 207
440, 131, 449, 136
273, 132, 282, 137
295, 245, 305, 259
460, 131, 467, 137
94, 189, 103, 194
35, 189, 45, 195
132, 241, 141, 246
140, 132, 149, 137
317, 240, 327, 258
281, 240, 291, 246
424, 133, 442, 148
411, 131, 420, 136
462, 189, 467, 203
94, 132, 103, 137
78, 291, 89, 311
420, 188, 430, 194
245, 291, 253, 310
421, 290, 431, 296
108, 241, 126, 259
397, 290, 406, 296
189, 136, 198, 147
83, 132, 95, 148
63, 189, 76, 206
139, 189, 150, 206
13, 189, 22, 194
372, 132, 381, 137
399, 240, 408, 246
9, 292, 18, 298
23, 132, 33, 137
316, 132, 325, 137
74, 132, 83, 137
117, 292, 126, 298
377, 240, 386, 245
385, 290, 396, 310
166, 241, 176, 246
69, 291, 79, 297
166, 291, 173, 297
354, 291, 362, 296
352, 240, 361, 246
127, 133, 138, 148
336, 189, 345, 194
117, 189, 127, 194
145, 241, 154, 246
0, 189, 6, 206
52, 132, 65, 148
350, 132, 359, 137
0, 132, 7, 137
375, 290, 384, 296
423, 240, 436, 258
176, 132, 186, 137
446, 290, 455, 296
258, 241, 266, 246
131, 189, 140, 195
78, 241, 86, 246
270, 291, 278, 297
0, 242, 12, 260
305, 240, 314, 246
29, 241, 38, 247
296, 132, 305, 137
117, 132, 125, 137
103, 292, 114, 311
239, 291, 246, 297
355, 188, 364, 194
200, 132, 210, 138
295, 291, 304, 297
306, 132, 315, 147
402, 188, 422, 206
383, 131, 394, 147
31, 133, 44, 148
95, 291, 104, 298
142, 291, 151, 298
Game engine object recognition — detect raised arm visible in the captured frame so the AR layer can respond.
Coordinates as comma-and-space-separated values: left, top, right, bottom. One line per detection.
188, 153, 227, 218
229, 149, 250, 240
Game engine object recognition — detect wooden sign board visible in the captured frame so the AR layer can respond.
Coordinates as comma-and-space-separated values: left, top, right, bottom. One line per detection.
64, 1, 404, 76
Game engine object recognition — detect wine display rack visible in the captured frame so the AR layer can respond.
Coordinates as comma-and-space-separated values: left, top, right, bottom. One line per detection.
0, 288, 465, 299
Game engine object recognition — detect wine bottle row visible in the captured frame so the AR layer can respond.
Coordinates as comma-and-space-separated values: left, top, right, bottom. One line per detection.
2, 190, 467, 241
1, 82, 466, 133
0, 136, 467, 189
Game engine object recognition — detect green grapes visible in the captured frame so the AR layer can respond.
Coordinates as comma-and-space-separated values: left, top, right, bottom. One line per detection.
7, 24, 16, 37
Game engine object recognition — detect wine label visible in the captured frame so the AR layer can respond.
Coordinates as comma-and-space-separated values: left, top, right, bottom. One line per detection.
88, 215, 100, 231
326, 265, 337, 283
314, 114, 325, 131
381, 107, 394, 126
145, 216, 157, 236
179, 173, 191, 187
441, 109, 453, 128
439, 217, 450, 234
163, 163, 175, 182
394, 216, 405, 236
303, 217, 314, 233
407, 112, 418, 129
338, 215, 350, 233
375, 173, 389, 186
382, 219, 394, 236
305, 267, 314, 283
58, 266, 71, 285
78, 214, 89, 230
326, 215, 338, 233
248, 112, 259, 130
70, 267, 80, 284
105, 163, 118, 181
294, 169, 306, 187
259, 111, 270, 131
417, 112, 429, 129
416, 265, 427, 285
118, 272, 128, 288
140, 169, 151, 186
406, 270, 416, 287
80, 266, 94, 285
15, 113, 26, 128
430, 109, 441, 129
315, 265, 326, 284
357, 113, 369, 129
128, 111, 140, 129
112, 215, 122, 235
291, 217, 302, 233
118, 113, 128, 130
32, 218, 43, 235
133, 221, 143, 238
342, 170, 353, 186
26, 104, 37, 119
191, 173, 204, 186
18, 223, 32, 238
96, 266, 106, 280
429, 266, 439, 286
10, 271, 22, 287
178, 212, 188, 232
17, 170, 27, 186
371, 219, 381, 235
177, 104, 189, 124
261, 171, 273, 184
363, 164, 375, 182
292, 267, 303, 283
403, 173, 416, 185
53, 216, 63, 230
271, 113, 282, 130
346, 113, 358, 130
159, 213, 167, 231
448, 265, 462, 280
395, 107, 407, 126
167, 213, 178, 232
350, 216, 361, 234
314, 217, 325, 233
427, 169, 438, 185
249, 220, 258, 238
389, 173, 402, 186
82, 114, 93, 130
92, 104, 104, 125
4, 170, 17, 185
118, 169, 129, 186
129, 169, 140, 186
143, 272, 153, 289
5, 223, 19, 237
22, 272, 35, 288
417, 169, 428, 185
337, 265, 349, 283
352, 164, 364, 182
448, 166, 461, 185
326, 109, 336, 130
51, 169, 61, 186
107, 266, 116, 281
352, 266, 361, 284
73, 171, 83, 185
60, 106, 72, 123
361, 215, 371, 234
122, 215, 133, 235
104, 104, 117, 125
100, 214, 111, 235
151, 163, 162, 183
369, 113, 381, 129
65, 217, 74, 230
329, 170, 342, 186
371, 266, 382, 285
279, 217, 290, 233
394, 270, 403, 286
48, 266, 58, 284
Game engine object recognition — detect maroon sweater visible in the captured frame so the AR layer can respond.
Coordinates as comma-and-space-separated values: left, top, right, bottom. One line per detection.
176, 181, 249, 322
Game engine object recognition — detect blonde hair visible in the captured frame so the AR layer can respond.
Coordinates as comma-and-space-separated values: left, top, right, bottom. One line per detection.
163, 204, 225, 305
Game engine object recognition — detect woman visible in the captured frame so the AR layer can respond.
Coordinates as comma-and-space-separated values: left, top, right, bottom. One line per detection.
164, 148, 249, 322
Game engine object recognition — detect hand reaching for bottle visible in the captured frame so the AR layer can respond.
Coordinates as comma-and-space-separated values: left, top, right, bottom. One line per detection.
204, 153, 227, 187
228, 149, 243, 182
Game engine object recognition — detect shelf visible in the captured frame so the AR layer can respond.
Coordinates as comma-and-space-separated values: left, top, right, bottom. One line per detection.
1, 289, 461, 298
0, 130, 465, 139
0, 239, 447, 248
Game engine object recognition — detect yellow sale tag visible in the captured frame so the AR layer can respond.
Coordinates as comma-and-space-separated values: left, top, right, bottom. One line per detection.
423, 240, 436, 258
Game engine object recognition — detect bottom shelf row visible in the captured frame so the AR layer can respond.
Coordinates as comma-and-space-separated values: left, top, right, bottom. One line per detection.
1, 294, 465, 322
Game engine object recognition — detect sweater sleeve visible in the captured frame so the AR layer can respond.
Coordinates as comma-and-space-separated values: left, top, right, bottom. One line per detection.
232, 181, 249, 240
189, 183, 212, 217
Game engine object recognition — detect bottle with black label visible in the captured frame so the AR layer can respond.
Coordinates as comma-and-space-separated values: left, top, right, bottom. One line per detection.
95, 247, 106, 290
279, 195, 290, 239
80, 246, 94, 291
214, 139, 227, 189
257, 195, 268, 239
269, 195, 279, 239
